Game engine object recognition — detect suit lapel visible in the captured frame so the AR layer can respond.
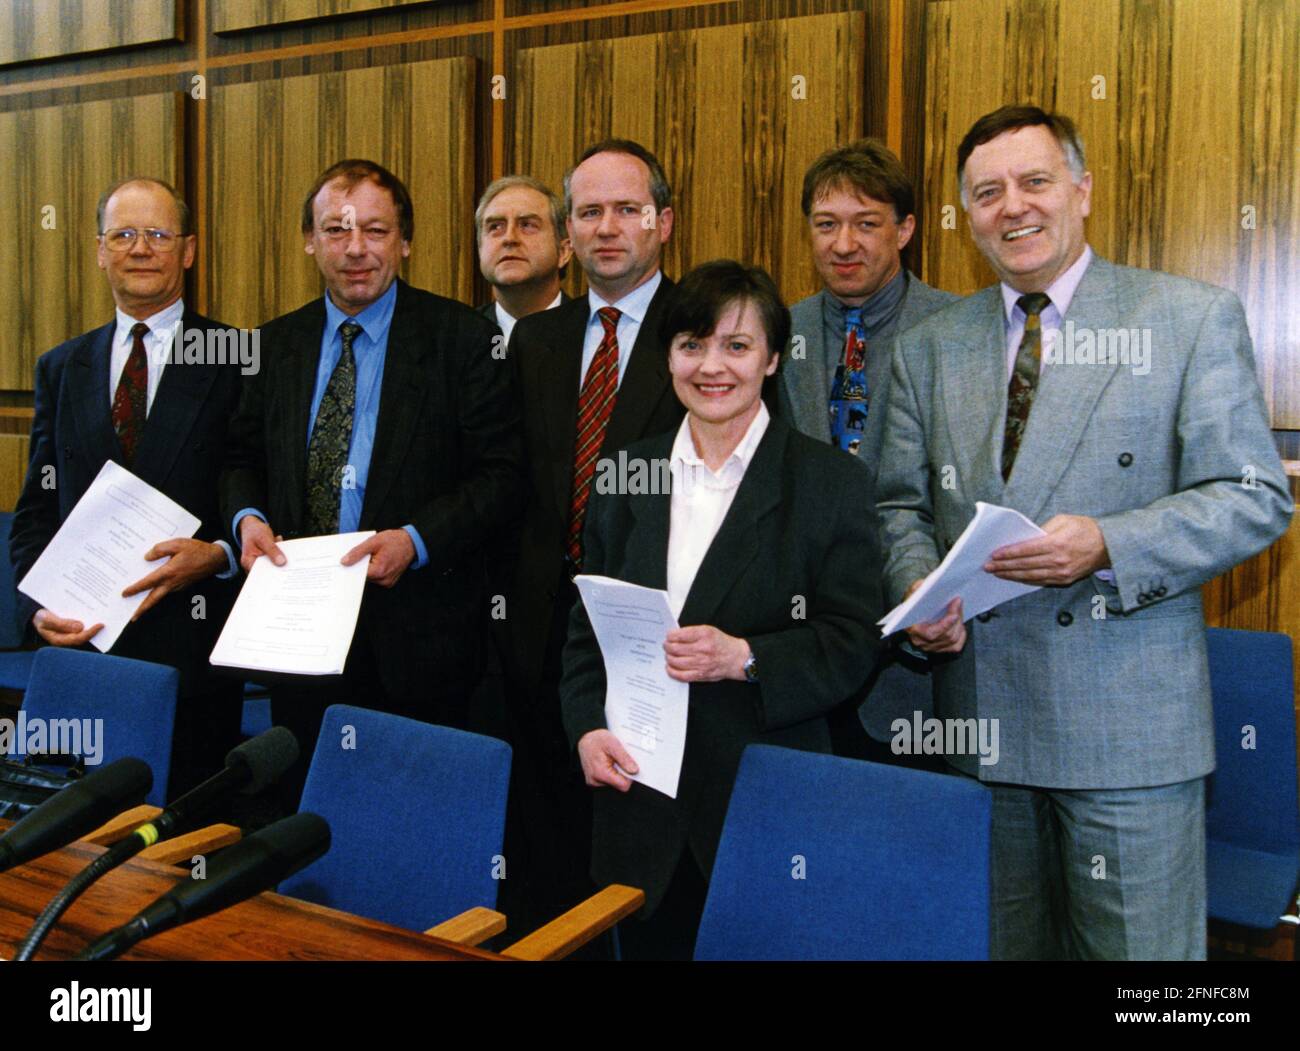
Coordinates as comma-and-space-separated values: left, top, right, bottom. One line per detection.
361, 281, 427, 529
132, 311, 218, 488
69, 322, 122, 465
1004, 256, 1123, 519
602, 278, 675, 456
786, 293, 833, 443
621, 432, 675, 591
544, 297, 590, 521
278, 301, 327, 535
678, 419, 786, 627
938, 288, 1008, 507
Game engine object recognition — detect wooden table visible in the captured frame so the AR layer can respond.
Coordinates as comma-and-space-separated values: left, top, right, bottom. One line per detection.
0, 826, 501, 961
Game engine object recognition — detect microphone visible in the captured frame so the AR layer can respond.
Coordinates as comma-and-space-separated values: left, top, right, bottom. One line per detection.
0, 758, 152, 875
11, 727, 299, 961
78, 812, 330, 961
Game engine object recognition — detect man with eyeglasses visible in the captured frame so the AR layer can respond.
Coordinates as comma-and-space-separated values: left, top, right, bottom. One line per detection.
220, 159, 525, 809
9, 177, 245, 798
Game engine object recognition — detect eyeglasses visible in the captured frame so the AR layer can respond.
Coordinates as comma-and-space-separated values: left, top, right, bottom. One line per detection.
99, 228, 186, 253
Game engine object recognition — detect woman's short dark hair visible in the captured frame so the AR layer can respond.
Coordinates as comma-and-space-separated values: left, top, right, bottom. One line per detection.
660, 260, 790, 357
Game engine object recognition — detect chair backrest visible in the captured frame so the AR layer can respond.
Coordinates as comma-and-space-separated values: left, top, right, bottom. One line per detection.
1205, 628, 1300, 853
18, 647, 179, 807
279, 704, 513, 932
694, 744, 991, 960
0, 512, 27, 649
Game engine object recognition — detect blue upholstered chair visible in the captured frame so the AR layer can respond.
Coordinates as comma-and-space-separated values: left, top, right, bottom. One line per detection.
1205, 628, 1300, 933
0, 512, 37, 691
17, 647, 179, 807
278, 705, 512, 940
693, 744, 992, 960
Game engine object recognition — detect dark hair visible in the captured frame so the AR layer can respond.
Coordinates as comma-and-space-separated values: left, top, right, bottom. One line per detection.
800, 138, 915, 223
300, 159, 414, 241
956, 106, 1087, 206
563, 138, 672, 216
660, 260, 790, 358
96, 177, 192, 236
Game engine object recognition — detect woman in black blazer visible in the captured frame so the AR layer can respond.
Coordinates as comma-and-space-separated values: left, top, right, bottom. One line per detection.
560, 260, 880, 959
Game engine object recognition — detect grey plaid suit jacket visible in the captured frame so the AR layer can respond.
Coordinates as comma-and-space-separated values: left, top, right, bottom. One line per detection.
778, 274, 958, 739
876, 253, 1292, 787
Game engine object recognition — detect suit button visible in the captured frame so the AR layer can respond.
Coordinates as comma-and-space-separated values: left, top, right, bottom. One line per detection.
1118, 452, 1134, 467
1155, 585, 1167, 597
976, 611, 994, 623
1056, 611, 1073, 627
1137, 592, 1149, 604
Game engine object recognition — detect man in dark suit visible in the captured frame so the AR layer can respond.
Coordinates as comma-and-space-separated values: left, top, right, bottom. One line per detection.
220, 159, 524, 804
503, 139, 684, 931
10, 177, 245, 798
777, 139, 958, 763
475, 175, 572, 344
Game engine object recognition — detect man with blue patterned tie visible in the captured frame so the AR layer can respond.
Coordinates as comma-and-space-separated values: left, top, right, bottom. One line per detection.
778, 139, 957, 762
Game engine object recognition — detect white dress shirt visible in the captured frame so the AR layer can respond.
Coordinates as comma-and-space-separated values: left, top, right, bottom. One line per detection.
109, 297, 184, 413
494, 291, 562, 347
665, 403, 770, 620
579, 269, 663, 390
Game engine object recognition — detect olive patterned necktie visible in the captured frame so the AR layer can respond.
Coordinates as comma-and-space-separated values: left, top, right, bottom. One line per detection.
1001, 292, 1052, 481
305, 319, 362, 535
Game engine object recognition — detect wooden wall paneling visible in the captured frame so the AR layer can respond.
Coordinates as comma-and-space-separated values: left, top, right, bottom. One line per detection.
922, 0, 1300, 431
0, 1, 179, 68
515, 11, 864, 304
214, 1, 446, 36
0, 91, 183, 390
205, 56, 477, 329
0, 435, 32, 514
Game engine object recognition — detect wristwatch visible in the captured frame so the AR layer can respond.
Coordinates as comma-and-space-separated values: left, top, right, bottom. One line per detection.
742, 647, 758, 683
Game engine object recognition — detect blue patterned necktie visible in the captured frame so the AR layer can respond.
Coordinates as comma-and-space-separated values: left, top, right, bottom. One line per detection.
305, 319, 362, 535
829, 306, 869, 454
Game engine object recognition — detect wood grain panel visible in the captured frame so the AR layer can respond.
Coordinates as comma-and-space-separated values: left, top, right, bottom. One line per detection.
515, 12, 864, 303
0, 92, 183, 390
214, 0, 444, 35
0, 435, 31, 513
923, 0, 1300, 428
0, 1, 178, 68
205, 57, 476, 328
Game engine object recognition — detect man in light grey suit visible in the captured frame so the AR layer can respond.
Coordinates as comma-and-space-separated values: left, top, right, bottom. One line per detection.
876, 105, 1292, 960
777, 139, 957, 760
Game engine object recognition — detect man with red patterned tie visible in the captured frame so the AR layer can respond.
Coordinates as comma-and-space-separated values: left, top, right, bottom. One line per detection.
10, 178, 245, 798
505, 140, 684, 935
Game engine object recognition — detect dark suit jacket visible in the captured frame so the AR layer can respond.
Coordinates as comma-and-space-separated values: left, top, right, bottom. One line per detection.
505, 277, 684, 698
475, 289, 570, 320
219, 279, 526, 701
560, 417, 878, 915
10, 310, 243, 695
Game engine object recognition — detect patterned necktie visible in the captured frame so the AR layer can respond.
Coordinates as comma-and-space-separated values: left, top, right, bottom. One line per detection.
1001, 292, 1052, 481
567, 307, 621, 568
111, 322, 150, 465
305, 320, 362, 535
828, 306, 869, 455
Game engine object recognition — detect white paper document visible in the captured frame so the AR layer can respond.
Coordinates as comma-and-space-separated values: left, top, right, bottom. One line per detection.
879, 501, 1047, 636
17, 461, 201, 652
574, 574, 689, 799
209, 532, 374, 676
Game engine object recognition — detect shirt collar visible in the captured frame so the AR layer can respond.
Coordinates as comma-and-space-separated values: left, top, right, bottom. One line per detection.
116, 297, 184, 340
325, 278, 398, 347
588, 269, 662, 327
671, 401, 770, 477
1000, 244, 1093, 324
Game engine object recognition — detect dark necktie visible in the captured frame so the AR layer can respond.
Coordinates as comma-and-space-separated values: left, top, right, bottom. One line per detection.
828, 306, 869, 454
305, 320, 363, 535
1001, 292, 1052, 481
567, 307, 621, 568
111, 322, 150, 465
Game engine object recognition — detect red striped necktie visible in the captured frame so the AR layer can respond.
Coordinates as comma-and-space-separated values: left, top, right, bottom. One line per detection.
567, 306, 621, 568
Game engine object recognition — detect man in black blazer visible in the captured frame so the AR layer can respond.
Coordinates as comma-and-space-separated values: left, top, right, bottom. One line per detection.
502, 139, 685, 931
220, 160, 524, 803
474, 175, 572, 344
10, 177, 245, 797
